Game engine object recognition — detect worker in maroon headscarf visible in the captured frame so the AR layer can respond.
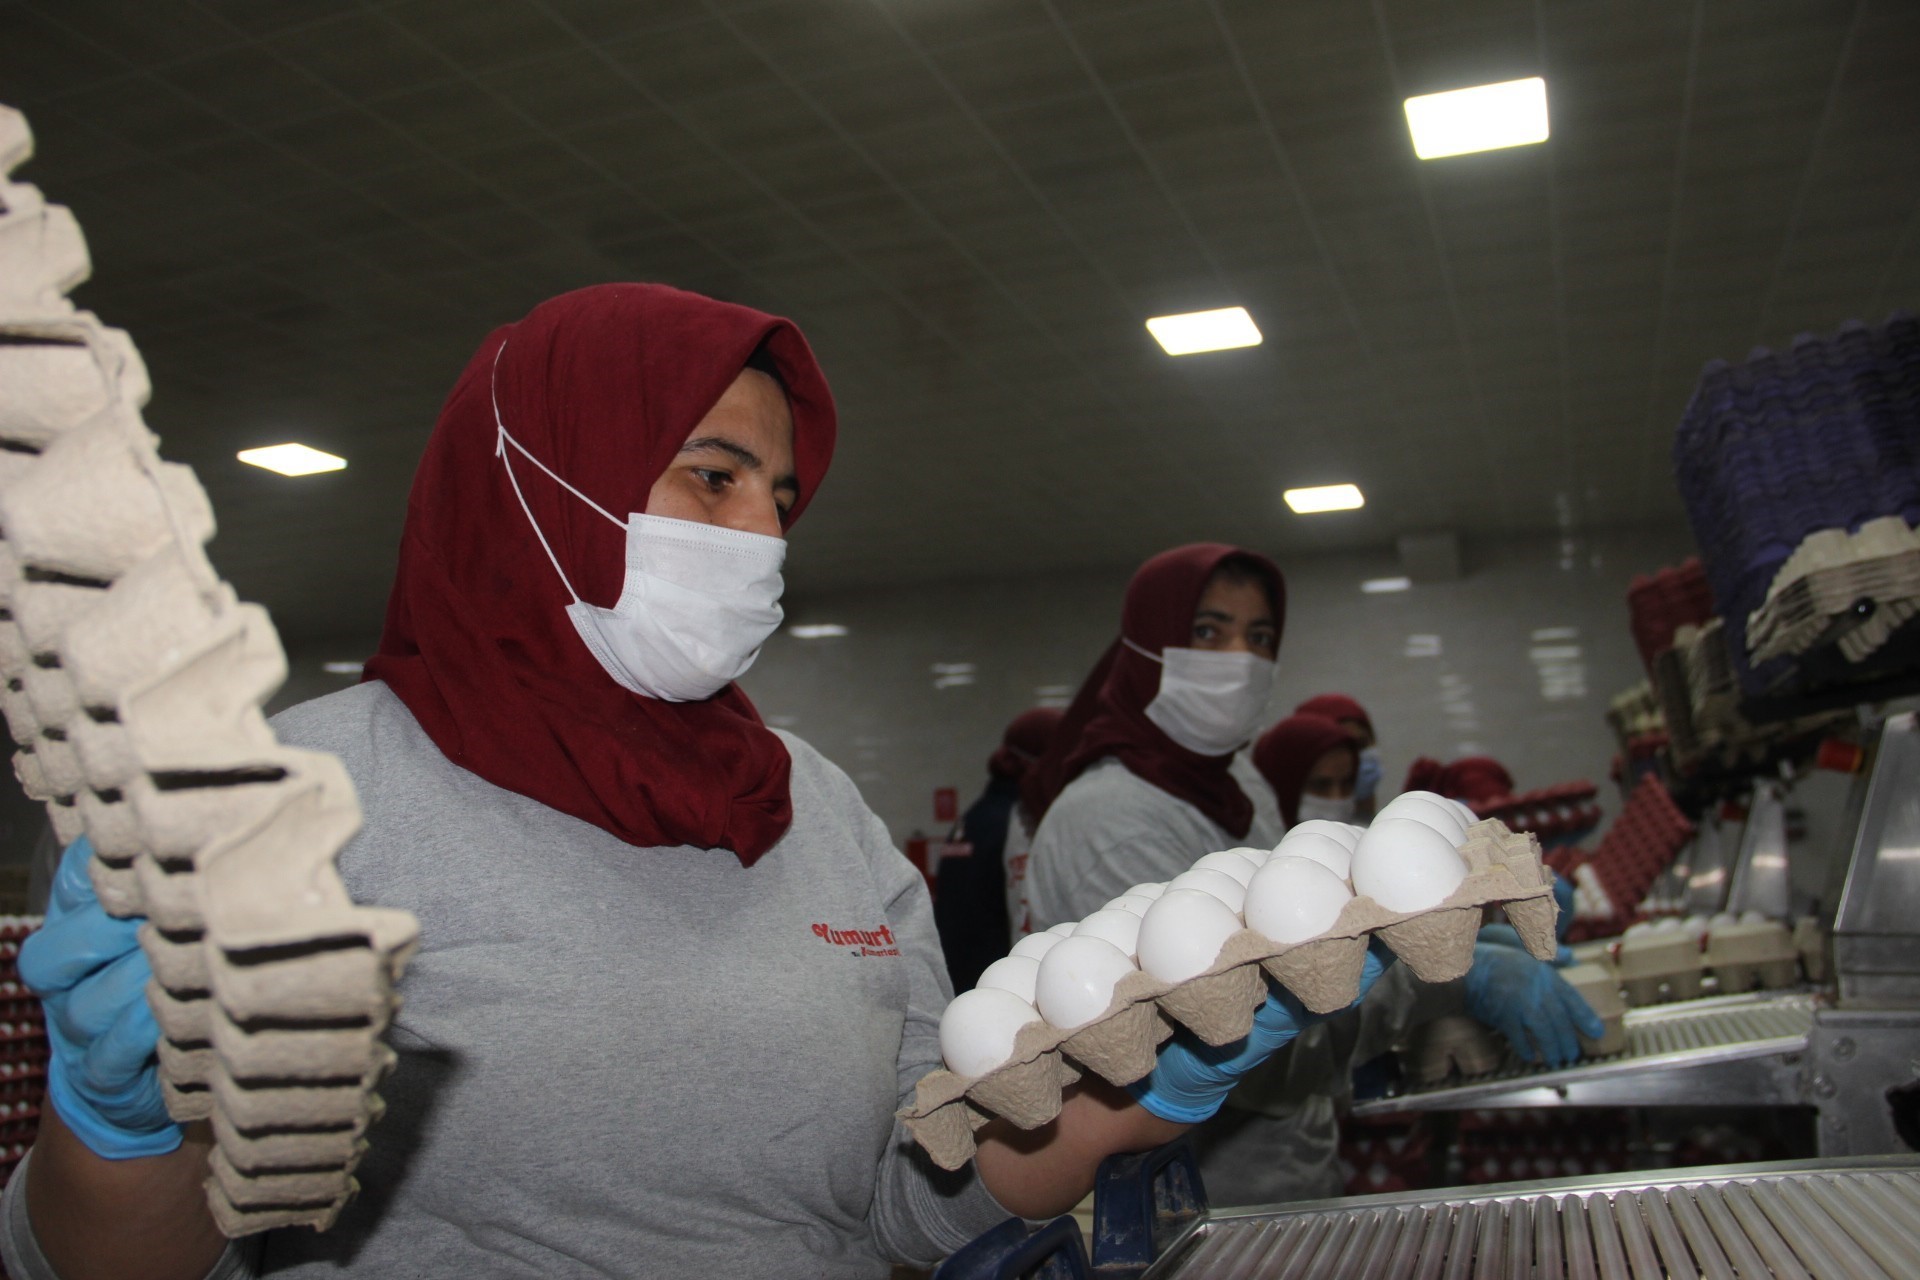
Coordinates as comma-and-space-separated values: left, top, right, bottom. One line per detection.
1256, 712, 1361, 828
1295, 692, 1381, 818
1403, 754, 1516, 815
935, 707, 1062, 990
19, 286, 1385, 1279
1023, 544, 1287, 926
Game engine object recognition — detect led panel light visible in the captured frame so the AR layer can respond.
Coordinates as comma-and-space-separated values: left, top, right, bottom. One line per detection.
788, 623, 849, 639
1284, 483, 1364, 514
237, 443, 346, 476
1361, 576, 1412, 594
1404, 77, 1549, 160
1145, 306, 1261, 356
321, 661, 364, 675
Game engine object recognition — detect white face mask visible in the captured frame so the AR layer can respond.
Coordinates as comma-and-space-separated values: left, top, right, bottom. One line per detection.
1125, 639, 1275, 756
1297, 792, 1357, 823
492, 349, 786, 702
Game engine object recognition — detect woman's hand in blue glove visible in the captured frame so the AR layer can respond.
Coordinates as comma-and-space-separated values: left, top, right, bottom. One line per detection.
1477, 921, 1574, 967
19, 837, 180, 1160
1129, 941, 1394, 1124
1552, 871, 1577, 941
1462, 941, 1604, 1068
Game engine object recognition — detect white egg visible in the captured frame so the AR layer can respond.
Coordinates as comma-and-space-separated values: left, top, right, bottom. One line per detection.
1073, 908, 1143, 958
1167, 867, 1248, 915
939, 986, 1041, 1077
1105, 893, 1158, 918
1136, 888, 1243, 983
1351, 818, 1470, 913
1009, 931, 1063, 962
1034, 935, 1138, 1029
1377, 793, 1469, 844
1285, 820, 1363, 853
1221, 845, 1274, 869
1192, 850, 1260, 887
1274, 829, 1354, 881
1244, 854, 1356, 944
1450, 799, 1479, 824
1125, 882, 1168, 901
976, 955, 1041, 1005
1046, 921, 1079, 938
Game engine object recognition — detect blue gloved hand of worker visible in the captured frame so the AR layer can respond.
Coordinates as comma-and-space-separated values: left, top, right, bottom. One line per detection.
1477, 922, 1574, 967
1462, 941, 1604, 1069
1129, 940, 1394, 1124
1552, 871, 1576, 941
19, 837, 180, 1160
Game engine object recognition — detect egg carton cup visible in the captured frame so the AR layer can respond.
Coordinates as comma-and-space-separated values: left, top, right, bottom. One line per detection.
0, 104, 419, 1238
1402, 1015, 1507, 1085
903, 821, 1557, 1170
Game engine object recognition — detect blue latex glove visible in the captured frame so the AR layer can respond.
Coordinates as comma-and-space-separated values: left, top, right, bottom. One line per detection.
19, 837, 180, 1159
1354, 748, 1384, 803
1462, 942, 1604, 1068
1552, 871, 1576, 941
1478, 922, 1573, 967
1130, 941, 1394, 1123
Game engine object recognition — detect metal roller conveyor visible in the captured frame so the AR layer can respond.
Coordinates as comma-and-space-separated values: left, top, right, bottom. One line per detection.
1353, 991, 1818, 1115
1143, 1157, 1920, 1279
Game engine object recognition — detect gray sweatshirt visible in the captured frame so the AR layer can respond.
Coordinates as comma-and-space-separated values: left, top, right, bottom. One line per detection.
3, 681, 1010, 1278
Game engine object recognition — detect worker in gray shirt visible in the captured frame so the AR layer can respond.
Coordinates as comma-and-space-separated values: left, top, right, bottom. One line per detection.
7, 286, 1386, 1280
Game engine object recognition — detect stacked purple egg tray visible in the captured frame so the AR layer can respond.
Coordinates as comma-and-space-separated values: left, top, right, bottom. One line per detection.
1673, 312, 1920, 702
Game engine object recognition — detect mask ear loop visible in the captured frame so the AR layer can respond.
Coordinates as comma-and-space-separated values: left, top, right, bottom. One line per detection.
1120, 636, 1164, 664
490, 339, 627, 607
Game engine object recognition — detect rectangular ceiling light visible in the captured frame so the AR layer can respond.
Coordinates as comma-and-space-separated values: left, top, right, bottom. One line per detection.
1404, 77, 1549, 160
237, 443, 346, 476
1284, 483, 1364, 514
1145, 306, 1261, 355
1361, 576, 1412, 594
788, 623, 848, 639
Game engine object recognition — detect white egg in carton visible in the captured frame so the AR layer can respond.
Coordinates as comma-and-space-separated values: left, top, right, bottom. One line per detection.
902, 794, 1558, 1171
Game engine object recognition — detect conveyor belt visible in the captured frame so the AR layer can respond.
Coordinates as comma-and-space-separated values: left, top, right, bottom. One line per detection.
1353, 991, 1816, 1115
1146, 1158, 1920, 1279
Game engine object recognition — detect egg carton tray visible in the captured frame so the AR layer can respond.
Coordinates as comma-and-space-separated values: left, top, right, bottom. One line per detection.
901, 821, 1557, 1171
0, 104, 419, 1237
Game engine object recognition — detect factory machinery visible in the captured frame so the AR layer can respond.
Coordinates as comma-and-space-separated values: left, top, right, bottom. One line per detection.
934, 707, 1920, 1278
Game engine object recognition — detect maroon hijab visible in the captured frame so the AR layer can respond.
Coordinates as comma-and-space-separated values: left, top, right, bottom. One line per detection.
1295, 693, 1373, 739
990, 707, 1064, 783
1026, 544, 1286, 839
364, 284, 837, 865
1253, 713, 1354, 828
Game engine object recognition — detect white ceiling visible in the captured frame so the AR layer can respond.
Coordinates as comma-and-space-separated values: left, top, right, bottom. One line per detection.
2, 0, 1916, 643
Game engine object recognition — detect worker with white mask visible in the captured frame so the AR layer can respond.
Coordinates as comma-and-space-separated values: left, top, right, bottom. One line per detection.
1024, 543, 1286, 929
1294, 692, 1382, 819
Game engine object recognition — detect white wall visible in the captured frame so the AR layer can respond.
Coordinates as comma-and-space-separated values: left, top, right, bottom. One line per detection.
740, 524, 1700, 846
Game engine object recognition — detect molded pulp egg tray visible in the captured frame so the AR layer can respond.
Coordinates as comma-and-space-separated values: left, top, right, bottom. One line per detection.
0, 104, 419, 1236
901, 821, 1557, 1171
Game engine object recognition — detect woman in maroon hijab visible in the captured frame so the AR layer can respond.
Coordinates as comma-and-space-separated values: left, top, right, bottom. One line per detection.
1023, 543, 1286, 928
1252, 712, 1360, 829
24, 286, 1243, 1280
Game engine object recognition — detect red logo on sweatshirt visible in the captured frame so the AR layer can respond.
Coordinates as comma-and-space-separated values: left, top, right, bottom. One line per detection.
812, 922, 900, 957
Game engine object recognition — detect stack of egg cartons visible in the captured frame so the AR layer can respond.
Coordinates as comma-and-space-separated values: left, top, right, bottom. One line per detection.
1567, 777, 1694, 932
1674, 314, 1920, 702
907, 794, 1562, 1170
0, 103, 419, 1235
0, 916, 45, 1182
1627, 558, 1718, 675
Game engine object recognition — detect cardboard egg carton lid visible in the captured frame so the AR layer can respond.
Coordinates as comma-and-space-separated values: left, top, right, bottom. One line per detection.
1705, 920, 1798, 966
903, 821, 1557, 1171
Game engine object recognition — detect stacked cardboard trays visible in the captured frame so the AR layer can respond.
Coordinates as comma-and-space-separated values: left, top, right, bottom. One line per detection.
1673, 314, 1920, 700
0, 104, 418, 1236
901, 821, 1557, 1171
